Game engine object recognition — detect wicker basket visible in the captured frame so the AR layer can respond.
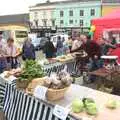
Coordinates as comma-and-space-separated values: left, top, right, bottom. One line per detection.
16, 79, 30, 90
26, 78, 70, 101
46, 87, 69, 101
27, 78, 44, 93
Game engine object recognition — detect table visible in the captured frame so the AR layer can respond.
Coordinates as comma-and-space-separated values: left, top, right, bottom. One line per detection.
42, 60, 76, 76
89, 68, 120, 93
1, 75, 120, 120
0, 77, 79, 120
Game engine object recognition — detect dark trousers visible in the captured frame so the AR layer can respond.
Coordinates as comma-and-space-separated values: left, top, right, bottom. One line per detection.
7, 57, 18, 69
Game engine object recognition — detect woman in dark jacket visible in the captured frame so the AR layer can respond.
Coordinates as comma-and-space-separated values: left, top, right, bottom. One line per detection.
22, 38, 36, 60
43, 37, 56, 58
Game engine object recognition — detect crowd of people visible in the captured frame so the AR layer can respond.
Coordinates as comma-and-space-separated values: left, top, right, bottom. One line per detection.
43, 34, 118, 82
0, 36, 20, 73
0, 33, 119, 79
0, 36, 36, 73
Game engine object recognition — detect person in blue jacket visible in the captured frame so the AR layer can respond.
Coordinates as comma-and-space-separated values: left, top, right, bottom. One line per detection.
22, 38, 36, 61
0, 35, 7, 73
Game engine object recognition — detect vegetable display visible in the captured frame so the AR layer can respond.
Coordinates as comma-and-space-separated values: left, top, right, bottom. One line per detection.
43, 71, 72, 89
18, 60, 45, 82
106, 99, 117, 109
71, 98, 98, 116
72, 99, 84, 113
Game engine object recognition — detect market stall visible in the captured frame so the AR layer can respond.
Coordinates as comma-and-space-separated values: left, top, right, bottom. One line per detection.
38, 54, 77, 76
0, 56, 120, 120
91, 9, 120, 42
1, 78, 120, 120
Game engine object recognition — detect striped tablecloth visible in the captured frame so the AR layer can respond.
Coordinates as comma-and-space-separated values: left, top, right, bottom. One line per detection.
3, 84, 79, 120
43, 60, 76, 76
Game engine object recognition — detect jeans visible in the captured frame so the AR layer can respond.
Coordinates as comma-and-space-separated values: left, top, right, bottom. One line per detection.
88, 59, 103, 81
0, 59, 7, 73
57, 48, 63, 56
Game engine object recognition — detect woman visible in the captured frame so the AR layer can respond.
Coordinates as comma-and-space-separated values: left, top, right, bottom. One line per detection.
0, 35, 7, 73
43, 37, 56, 58
67, 36, 73, 51
56, 36, 63, 56
22, 38, 36, 61
6, 38, 19, 69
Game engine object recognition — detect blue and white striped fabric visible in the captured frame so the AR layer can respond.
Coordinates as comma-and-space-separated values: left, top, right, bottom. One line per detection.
0, 84, 5, 111
4, 84, 80, 120
44, 61, 76, 76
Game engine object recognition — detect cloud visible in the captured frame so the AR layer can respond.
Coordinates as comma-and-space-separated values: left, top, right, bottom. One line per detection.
0, 0, 67, 15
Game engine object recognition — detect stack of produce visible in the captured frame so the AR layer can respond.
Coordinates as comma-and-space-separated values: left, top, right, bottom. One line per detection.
43, 71, 72, 89
27, 70, 73, 101
71, 97, 120, 118
17, 60, 45, 89
72, 98, 98, 116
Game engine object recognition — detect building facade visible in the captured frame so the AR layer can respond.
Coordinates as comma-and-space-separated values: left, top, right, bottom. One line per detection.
29, 0, 101, 29
53, 0, 101, 28
102, 0, 120, 16
29, 2, 55, 28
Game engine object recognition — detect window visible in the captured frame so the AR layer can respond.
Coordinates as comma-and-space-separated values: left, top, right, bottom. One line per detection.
69, 10, 73, 16
34, 19, 38, 27
34, 12, 38, 19
80, 19, 83, 26
52, 19, 55, 26
80, 10, 84, 16
69, 20, 73, 24
60, 20, 64, 24
15, 31, 28, 38
60, 11, 64, 17
91, 9, 95, 16
42, 19, 47, 26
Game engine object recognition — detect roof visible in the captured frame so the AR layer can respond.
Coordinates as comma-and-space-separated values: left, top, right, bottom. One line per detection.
93, 9, 120, 21
102, 0, 120, 3
92, 9, 120, 26
0, 14, 29, 24
34, 0, 100, 7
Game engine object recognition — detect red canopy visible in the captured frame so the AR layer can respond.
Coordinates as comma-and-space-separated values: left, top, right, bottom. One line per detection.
92, 9, 120, 41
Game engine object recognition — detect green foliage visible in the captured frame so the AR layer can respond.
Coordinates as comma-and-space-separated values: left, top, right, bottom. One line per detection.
18, 60, 45, 82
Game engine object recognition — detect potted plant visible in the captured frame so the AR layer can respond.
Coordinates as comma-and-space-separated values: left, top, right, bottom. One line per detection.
16, 60, 45, 90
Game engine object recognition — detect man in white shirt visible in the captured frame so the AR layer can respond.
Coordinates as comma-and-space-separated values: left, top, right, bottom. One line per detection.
72, 35, 82, 51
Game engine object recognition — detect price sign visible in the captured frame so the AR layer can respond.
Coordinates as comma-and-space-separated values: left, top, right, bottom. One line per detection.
34, 85, 48, 100
53, 105, 70, 120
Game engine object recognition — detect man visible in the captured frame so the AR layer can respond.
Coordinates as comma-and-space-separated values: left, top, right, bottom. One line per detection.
71, 35, 82, 51
72, 35, 101, 61
71, 35, 102, 81
98, 38, 116, 56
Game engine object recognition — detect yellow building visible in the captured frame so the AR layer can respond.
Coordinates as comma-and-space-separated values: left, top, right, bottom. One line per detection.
0, 14, 29, 47
102, 1, 120, 16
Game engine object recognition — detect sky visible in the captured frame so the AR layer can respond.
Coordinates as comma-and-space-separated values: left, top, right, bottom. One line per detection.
0, 0, 63, 15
